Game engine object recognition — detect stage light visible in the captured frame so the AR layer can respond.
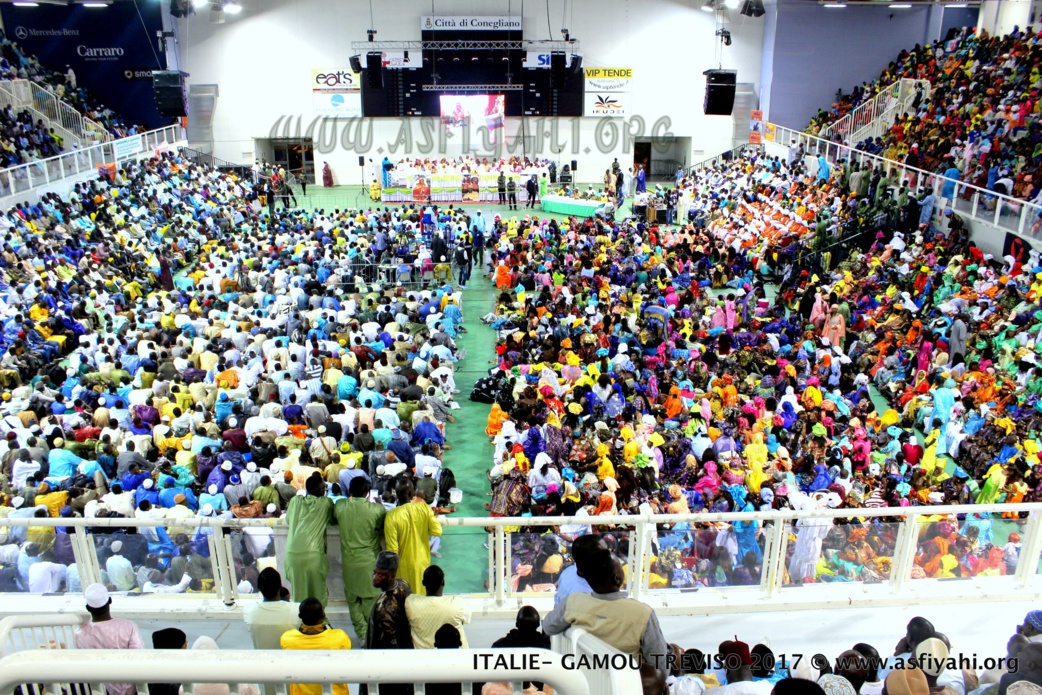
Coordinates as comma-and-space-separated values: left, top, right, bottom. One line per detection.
889, 4, 911, 7
740, 0, 765, 17
701, 0, 717, 12
823, 3, 847, 7
222, 0, 241, 13
726, 0, 740, 9
13, 1, 40, 5
403, 50, 410, 62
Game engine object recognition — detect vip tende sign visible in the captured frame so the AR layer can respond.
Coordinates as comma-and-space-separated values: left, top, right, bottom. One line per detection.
0, 3, 166, 128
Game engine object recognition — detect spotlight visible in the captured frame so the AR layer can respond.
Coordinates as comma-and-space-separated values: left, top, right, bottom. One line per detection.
222, 0, 241, 14
560, 28, 570, 41
701, 0, 716, 12
715, 28, 732, 46
740, 0, 765, 17
367, 29, 377, 41
403, 50, 410, 62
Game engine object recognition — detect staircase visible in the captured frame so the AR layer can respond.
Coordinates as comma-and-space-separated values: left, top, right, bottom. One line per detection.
0, 78, 110, 149
818, 77, 930, 145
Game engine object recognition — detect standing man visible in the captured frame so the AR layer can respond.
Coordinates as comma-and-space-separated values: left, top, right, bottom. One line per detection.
334, 476, 385, 644
635, 164, 647, 194
675, 165, 684, 188
366, 552, 413, 695
539, 172, 549, 201
285, 474, 334, 606
75, 584, 144, 695
623, 167, 635, 199
497, 171, 506, 206
384, 479, 442, 596
506, 177, 518, 211
244, 567, 300, 649
454, 235, 472, 288
525, 175, 538, 209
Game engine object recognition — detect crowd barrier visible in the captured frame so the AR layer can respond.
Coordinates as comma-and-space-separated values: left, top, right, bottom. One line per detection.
0, 125, 183, 199
0, 647, 593, 695
1, 503, 1039, 616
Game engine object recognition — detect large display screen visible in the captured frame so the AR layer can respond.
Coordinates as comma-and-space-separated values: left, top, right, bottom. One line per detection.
439, 94, 505, 129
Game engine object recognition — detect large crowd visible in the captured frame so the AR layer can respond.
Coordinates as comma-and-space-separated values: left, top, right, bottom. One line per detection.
808, 25, 1042, 204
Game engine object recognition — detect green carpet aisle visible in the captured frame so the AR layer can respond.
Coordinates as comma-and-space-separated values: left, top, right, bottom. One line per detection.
434, 269, 498, 594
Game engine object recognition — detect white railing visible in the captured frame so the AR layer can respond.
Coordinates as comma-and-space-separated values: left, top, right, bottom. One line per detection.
1, 502, 1041, 616
0, 648, 593, 695
11, 78, 110, 145
551, 629, 644, 693
765, 120, 1042, 241
818, 78, 930, 143
0, 614, 85, 656
0, 81, 83, 152
0, 124, 183, 201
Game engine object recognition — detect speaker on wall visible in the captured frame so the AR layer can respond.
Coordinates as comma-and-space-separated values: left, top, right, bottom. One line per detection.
152, 70, 187, 118
349, 55, 363, 74
550, 52, 566, 89
366, 52, 383, 89
703, 69, 736, 116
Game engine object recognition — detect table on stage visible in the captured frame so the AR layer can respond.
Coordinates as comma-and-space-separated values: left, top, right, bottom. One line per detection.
540, 194, 602, 218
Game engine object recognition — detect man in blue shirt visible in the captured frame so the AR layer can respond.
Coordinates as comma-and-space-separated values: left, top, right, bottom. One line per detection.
554, 533, 607, 607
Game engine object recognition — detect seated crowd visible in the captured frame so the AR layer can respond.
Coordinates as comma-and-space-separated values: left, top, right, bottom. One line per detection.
478, 145, 1038, 593
808, 25, 1042, 204
0, 148, 480, 598
0, 105, 63, 168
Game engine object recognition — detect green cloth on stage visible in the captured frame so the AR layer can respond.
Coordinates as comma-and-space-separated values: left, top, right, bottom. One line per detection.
334, 496, 387, 641
539, 195, 602, 217
385, 500, 443, 597
285, 494, 334, 606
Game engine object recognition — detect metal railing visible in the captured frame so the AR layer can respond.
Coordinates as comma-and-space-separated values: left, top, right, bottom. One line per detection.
0, 81, 83, 152
0, 124, 183, 200
0, 648, 592, 695
690, 144, 764, 173
9, 78, 110, 145
766, 121, 1042, 240
1, 502, 1040, 614
817, 78, 930, 143
0, 614, 85, 656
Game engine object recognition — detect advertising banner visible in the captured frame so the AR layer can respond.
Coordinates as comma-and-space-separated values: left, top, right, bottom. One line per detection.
311, 69, 360, 93
584, 67, 632, 92
421, 16, 522, 31
313, 92, 362, 117
0, 3, 167, 128
584, 92, 627, 118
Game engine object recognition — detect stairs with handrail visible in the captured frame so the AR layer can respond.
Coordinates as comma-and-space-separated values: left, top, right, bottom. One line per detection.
817, 77, 930, 146
0, 77, 111, 149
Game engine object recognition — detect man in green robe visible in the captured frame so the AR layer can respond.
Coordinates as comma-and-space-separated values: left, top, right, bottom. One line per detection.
334, 476, 386, 641
285, 474, 334, 605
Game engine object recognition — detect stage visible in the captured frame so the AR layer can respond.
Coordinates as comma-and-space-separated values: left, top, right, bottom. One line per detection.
540, 194, 602, 217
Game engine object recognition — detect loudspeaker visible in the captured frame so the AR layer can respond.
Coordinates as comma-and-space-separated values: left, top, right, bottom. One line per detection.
349, 55, 363, 73
358, 156, 365, 166
703, 69, 736, 116
366, 52, 383, 89
571, 160, 577, 172
571, 55, 583, 74
550, 52, 566, 88
152, 70, 187, 118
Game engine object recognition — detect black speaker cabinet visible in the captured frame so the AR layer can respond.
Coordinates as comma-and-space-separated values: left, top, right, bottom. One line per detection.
703, 69, 737, 116
152, 70, 187, 118
366, 52, 383, 90
550, 52, 566, 89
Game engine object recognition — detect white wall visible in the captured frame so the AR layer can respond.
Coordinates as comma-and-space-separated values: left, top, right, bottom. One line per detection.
174, 0, 763, 184
980, 0, 1031, 35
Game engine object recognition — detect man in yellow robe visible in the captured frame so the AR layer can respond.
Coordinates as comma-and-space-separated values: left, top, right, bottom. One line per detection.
384, 479, 442, 596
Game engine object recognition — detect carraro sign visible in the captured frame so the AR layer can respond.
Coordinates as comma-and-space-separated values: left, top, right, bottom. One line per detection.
420, 16, 522, 31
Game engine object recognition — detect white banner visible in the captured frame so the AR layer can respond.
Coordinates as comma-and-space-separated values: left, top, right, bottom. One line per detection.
421, 16, 521, 31
380, 51, 421, 70
523, 52, 582, 69
313, 92, 362, 117
584, 67, 633, 93
584, 92, 628, 118
112, 135, 143, 160
311, 69, 360, 93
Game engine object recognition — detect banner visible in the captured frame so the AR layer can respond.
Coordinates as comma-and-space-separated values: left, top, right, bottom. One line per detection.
750, 109, 764, 144
313, 92, 362, 117
311, 69, 360, 93
421, 16, 522, 31
584, 67, 632, 92
584, 92, 627, 118
764, 122, 778, 143
0, 3, 166, 128
523, 52, 583, 69
112, 135, 142, 160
